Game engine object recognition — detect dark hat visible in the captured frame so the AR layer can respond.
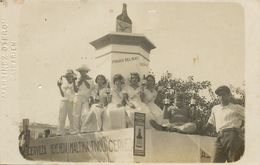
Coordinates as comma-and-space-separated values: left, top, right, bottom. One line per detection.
215, 85, 231, 95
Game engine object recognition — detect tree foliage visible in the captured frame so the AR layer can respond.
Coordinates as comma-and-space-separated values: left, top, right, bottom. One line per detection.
152, 71, 245, 136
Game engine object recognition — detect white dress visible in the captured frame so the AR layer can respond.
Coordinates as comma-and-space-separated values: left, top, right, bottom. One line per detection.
81, 87, 106, 132
143, 88, 166, 125
102, 88, 127, 131
123, 85, 153, 129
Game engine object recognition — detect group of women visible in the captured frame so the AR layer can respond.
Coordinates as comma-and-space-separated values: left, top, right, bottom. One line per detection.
57, 64, 165, 135
87, 72, 165, 132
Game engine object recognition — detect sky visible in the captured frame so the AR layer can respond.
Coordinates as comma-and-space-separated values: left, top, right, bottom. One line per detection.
18, 1, 244, 125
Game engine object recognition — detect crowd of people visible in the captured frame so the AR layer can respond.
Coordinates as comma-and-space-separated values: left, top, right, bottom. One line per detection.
56, 64, 245, 162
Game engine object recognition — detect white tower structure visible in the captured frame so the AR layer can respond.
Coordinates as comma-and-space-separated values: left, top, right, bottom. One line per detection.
90, 4, 156, 84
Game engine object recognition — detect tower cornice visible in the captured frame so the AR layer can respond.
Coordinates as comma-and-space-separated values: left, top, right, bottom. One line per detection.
90, 32, 156, 54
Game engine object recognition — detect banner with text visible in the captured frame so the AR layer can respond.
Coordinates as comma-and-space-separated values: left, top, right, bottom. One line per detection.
27, 128, 134, 162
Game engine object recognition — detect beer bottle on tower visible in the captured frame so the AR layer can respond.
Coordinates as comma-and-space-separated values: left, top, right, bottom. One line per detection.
116, 3, 132, 33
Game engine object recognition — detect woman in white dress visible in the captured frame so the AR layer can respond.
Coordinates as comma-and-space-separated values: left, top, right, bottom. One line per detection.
102, 74, 127, 131
81, 74, 107, 132
124, 72, 153, 128
143, 75, 166, 125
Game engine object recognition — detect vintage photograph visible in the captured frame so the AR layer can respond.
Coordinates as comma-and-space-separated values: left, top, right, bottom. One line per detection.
2, 0, 260, 164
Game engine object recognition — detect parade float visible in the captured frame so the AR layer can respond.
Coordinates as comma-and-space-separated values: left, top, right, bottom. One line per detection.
19, 4, 216, 163
21, 117, 216, 163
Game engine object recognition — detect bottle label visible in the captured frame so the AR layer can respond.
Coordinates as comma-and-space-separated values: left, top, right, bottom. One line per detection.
142, 79, 147, 85
116, 20, 132, 33
136, 138, 142, 148
105, 88, 111, 95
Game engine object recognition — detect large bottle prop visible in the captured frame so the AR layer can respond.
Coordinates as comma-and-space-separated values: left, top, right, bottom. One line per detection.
116, 3, 132, 33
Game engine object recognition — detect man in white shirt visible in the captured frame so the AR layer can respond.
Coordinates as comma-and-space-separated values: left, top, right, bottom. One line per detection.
71, 64, 94, 134
57, 69, 75, 135
204, 85, 245, 162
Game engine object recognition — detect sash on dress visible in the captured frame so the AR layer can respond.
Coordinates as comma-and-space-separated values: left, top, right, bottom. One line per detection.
128, 86, 141, 100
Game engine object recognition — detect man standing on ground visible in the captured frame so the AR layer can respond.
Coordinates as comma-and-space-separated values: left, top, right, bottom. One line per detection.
204, 85, 245, 162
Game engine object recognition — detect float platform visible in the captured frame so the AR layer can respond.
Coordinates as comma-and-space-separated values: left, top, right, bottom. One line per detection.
25, 128, 216, 163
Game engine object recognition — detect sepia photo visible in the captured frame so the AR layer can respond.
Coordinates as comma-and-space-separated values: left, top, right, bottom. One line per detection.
0, 0, 260, 164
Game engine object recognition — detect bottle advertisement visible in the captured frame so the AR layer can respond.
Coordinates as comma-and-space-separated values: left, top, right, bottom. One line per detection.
133, 112, 145, 156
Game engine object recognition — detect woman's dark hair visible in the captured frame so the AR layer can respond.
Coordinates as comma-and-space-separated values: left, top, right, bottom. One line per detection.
146, 74, 155, 85
113, 74, 124, 84
95, 74, 107, 84
130, 72, 140, 82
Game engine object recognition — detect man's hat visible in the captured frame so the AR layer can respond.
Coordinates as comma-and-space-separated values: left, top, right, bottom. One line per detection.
76, 64, 91, 72
215, 85, 231, 95
62, 69, 74, 77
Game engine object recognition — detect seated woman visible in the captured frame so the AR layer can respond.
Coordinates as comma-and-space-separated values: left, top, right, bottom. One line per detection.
143, 75, 167, 125
81, 74, 107, 132
124, 72, 153, 128
102, 74, 127, 131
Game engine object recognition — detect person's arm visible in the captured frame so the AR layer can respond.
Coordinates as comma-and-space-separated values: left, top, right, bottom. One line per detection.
18, 131, 25, 140
236, 105, 245, 122
140, 85, 145, 102
153, 90, 158, 103
201, 107, 216, 135
239, 120, 245, 140
124, 93, 135, 108
202, 123, 214, 135
58, 84, 64, 97
73, 79, 79, 93
236, 105, 245, 139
